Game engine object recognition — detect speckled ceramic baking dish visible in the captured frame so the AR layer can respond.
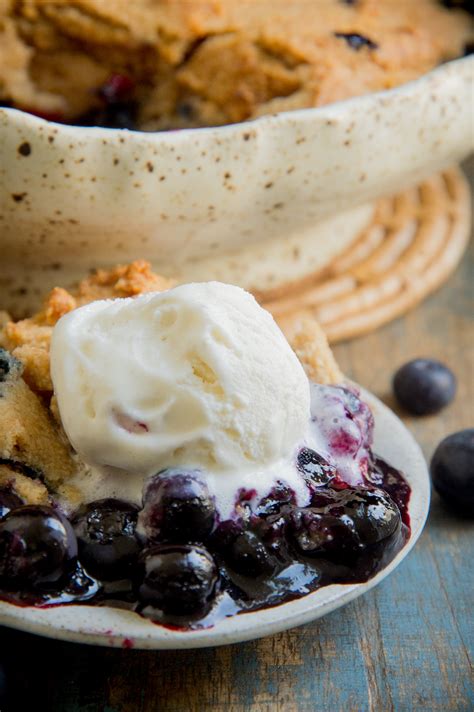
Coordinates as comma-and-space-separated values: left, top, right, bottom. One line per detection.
0, 56, 473, 314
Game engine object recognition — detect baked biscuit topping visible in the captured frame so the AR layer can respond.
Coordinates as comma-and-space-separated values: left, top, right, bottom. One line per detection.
0, 0, 471, 129
1, 261, 174, 394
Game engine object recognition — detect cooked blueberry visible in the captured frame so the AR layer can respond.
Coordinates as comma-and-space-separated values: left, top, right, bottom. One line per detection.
177, 101, 195, 120
76, 104, 137, 130
138, 470, 216, 544
288, 485, 400, 556
98, 74, 135, 104
213, 522, 275, 577
296, 448, 335, 486
430, 429, 474, 516
368, 457, 411, 526
253, 484, 296, 517
309, 487, 343, 509
288, 508, 359, 556
0, 349, 21, 383
72, 498, 140, 580
138, 544, 218, 615
337, 387, 374, 441
0, 486, 23, 519
251, 511, 290, 561
210, 519, 243, 548
334, 487, 401, 544
102, 103, 138, 129
393, 358, 456, 415
310, 384, 374, 463
334, 32, 378, 51
0, 505, 77, 587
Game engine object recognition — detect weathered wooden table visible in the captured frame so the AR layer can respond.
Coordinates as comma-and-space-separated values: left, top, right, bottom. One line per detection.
1, 167, 473, 711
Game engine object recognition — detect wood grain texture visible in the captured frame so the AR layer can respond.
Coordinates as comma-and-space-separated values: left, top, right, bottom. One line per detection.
1, 163, 473, 712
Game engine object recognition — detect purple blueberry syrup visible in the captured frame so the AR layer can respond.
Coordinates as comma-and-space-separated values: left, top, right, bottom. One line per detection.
0, 384, 412, 629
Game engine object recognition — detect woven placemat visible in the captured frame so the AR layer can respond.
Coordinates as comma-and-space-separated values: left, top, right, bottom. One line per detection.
265, 167, 471, 344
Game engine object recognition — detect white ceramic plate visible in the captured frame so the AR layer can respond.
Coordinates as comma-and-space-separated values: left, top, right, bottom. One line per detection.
0, 388, 430, 649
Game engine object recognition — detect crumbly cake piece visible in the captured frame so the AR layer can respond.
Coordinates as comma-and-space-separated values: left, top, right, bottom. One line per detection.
0, 0, 470, 129
0, 349, 76, 495
2, 261, 174, 394
289, 318, 343, 386
0, 464, 50, 505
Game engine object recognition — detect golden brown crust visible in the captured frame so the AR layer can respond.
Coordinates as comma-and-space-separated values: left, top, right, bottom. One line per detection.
0, 1, 471, 128
2, 260, 174, 394
288, 317, 344, 385
0, 360, 76, 489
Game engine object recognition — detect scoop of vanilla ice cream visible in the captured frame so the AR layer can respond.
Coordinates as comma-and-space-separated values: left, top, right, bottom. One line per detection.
50, 282, 310, 478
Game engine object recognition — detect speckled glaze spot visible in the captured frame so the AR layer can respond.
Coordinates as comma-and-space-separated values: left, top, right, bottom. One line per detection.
17, 142, 31, 156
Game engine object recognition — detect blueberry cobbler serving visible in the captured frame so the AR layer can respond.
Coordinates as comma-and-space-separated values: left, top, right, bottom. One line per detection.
0, 262, 411, 629
0, 0, 471, 130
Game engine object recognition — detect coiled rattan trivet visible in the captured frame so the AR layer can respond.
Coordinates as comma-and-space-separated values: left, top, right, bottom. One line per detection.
265, 167, 471, 343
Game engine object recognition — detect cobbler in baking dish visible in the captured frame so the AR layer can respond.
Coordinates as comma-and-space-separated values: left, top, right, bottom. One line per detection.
0, 0, 471, 130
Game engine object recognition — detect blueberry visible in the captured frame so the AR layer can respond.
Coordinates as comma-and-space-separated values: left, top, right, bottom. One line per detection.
250, 511, 290, 561
393, 358, 456, 415
430, 429, 474, 516
337, 387, 374, 442
0, 349, 21, 383
176, 101, 195, 120
72, 498, 140, 580
76, 104, 137, 130
101, 103, 137, 130
296, 448, 335, 486
253, 484, 296, 517
309, 487, 342, 509
334, 32, 378, 51
288, 486, 400, 556
138, 544, 218, 615
333, 487, 401, 544
0, 506, 77, 587
0, 487, 23, 519
288, 506, 360, 556
138, 470, 216, 544
212, 522, 275, 577
98, 74, 135, 104
76, 74, 138, 130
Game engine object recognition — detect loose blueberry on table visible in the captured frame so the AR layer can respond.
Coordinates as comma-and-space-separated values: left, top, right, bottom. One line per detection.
0, 386, 411, 629
393, 358, 456, 416
430, 429, 474, 517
